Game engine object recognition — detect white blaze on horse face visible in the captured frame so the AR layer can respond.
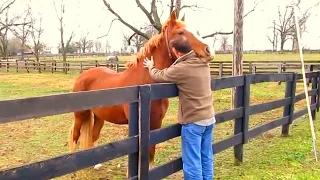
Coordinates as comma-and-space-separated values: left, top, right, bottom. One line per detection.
185, 25, 212, 55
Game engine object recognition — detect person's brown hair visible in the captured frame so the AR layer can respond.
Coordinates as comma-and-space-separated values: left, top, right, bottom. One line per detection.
169, 36, 192, 54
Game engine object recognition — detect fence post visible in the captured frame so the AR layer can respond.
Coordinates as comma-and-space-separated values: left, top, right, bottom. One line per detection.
6, 61, 9, 72
252, 65, 256, 74
116, 62, 119, 73
128, 102, 139, 178
38, 62, 41, 73
219, 63, 223, 77
317, 71, 320, 112
233, 75, 250, 165
278, 64, 283, 85
80, 62, 83, 73
249, 62, 252, 74
243, 75, 250, 143
138, 85, 151, 179
311, 74, 317, 120
16, 60, 18, 72
281, 73, 297, 136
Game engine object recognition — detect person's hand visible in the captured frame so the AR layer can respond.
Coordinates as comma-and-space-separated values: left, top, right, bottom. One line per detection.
143, 56, 154, 69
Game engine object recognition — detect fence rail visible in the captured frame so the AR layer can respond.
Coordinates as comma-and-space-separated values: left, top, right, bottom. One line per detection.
1, 59, 320, 77
0, 71, 319, 180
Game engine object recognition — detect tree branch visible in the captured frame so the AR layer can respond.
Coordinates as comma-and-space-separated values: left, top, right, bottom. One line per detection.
52, 0, 61, 21
180, 4, 210, 11
0, 0, 16, 15
127, 32, 137, 46
150, 0, 162, 31
203, 0, 264, 39
66, 31, 75, 47
135, 0, 159, 31
97, 18, 118, 39
243, 0, 265, 18
202, 31, 233, 39
102, 0, 150, 40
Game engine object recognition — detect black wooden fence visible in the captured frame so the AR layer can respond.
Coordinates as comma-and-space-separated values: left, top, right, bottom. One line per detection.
0, 72, 319, 180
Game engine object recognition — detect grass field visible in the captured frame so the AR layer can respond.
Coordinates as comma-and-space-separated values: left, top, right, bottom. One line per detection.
1, 71, 320, 180
23, 53, 320, 63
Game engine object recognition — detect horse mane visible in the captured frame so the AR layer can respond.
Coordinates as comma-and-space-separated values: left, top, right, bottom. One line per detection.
125, 23, 171, 68
124, 19, 186, 68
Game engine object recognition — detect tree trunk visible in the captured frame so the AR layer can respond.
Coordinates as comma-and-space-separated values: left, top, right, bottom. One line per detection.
21, 38, 25, 60
35, 50, 39, 62
231, 0, 244, 108
280, 40, 285, 52
59, 18, 67, 63
175, 0, 181, 17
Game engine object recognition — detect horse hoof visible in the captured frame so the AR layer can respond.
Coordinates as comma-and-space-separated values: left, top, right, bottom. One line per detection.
94, 163, 102, 170
69, 140, 77, 152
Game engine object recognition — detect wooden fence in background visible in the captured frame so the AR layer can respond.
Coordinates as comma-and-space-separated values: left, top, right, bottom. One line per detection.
0, 72, 319, 179
1, 60, 320, 77
2, 49, 320, 61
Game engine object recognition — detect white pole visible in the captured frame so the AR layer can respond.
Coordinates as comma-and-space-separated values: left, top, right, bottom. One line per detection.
292, 5, 318, 161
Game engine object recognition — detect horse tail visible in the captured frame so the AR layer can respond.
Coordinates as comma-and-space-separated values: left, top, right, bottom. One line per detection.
78, 111, 94, 149
69, 110, 94, 151
68, 122, 76, 152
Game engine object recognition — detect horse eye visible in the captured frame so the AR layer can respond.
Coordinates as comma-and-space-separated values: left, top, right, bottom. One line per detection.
178, 31, 184, 35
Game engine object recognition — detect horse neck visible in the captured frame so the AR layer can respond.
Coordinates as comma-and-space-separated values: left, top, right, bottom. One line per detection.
123, 38, 173, 85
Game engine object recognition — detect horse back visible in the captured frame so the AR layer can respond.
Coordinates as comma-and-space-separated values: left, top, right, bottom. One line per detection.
73, 67, 121, 92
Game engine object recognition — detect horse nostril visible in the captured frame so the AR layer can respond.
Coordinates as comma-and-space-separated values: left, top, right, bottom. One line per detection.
205, 46, 211, 55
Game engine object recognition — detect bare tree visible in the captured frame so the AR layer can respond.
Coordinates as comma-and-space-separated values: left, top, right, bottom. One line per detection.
123, 33, 144, 53
29, 13, 44, 62
10, 5, 32, 60
121, 34, 129, 53
105, 40, 111, 54
0, 0, 28, 59
267, 20, 279, 51
86, 40, 94, 53
53, 0, 76, 62
272, 0, 319, 51
76, 32, 91, 53
94, 40, 102, 53
0, 8, 11, 59
220, 36, 229, 52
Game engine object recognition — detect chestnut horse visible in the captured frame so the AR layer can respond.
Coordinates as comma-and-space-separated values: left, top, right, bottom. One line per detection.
69, 10, 213, 173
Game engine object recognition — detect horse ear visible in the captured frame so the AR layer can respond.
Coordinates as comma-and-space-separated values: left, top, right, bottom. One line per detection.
181, 14, 185, 21
170, 9, 177, 22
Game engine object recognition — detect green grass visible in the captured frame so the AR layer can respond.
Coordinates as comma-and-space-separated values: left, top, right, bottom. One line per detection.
0, 72, 320, 179
25, 53, 320, 63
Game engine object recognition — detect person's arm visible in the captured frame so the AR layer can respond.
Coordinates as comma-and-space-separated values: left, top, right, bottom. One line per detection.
148, 65, 181, 83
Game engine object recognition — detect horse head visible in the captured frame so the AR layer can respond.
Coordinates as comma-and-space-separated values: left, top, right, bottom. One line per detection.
163, 10, 214, 62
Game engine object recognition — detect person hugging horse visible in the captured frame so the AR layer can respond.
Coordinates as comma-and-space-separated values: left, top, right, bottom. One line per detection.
143, 36, 216, 180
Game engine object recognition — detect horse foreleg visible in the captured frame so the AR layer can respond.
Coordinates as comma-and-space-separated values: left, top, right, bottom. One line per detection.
149, 146, 156, 169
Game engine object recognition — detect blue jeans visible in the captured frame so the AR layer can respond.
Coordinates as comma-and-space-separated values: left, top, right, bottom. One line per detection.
181, 123, 215, 180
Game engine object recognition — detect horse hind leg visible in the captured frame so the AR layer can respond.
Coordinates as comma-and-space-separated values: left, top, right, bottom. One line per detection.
68, 110, 94, 152
92, 114, 105, 170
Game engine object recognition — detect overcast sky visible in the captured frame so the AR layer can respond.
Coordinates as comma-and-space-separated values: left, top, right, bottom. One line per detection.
7, 0, 320, 51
